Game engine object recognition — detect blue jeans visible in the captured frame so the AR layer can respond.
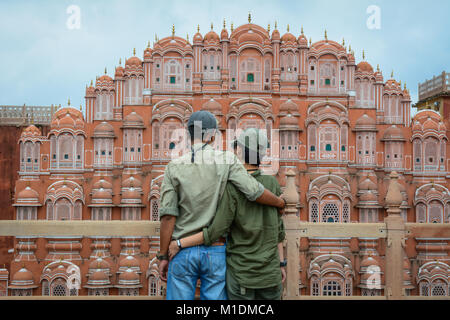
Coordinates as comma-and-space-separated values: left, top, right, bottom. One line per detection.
166, 244, 227, 300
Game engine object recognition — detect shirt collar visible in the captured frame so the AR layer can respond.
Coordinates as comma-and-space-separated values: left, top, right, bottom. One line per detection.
249, 169, 261, 177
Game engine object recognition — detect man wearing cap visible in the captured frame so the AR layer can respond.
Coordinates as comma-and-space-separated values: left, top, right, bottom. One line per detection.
168, 128, 286, 300
158, 111, 285, 300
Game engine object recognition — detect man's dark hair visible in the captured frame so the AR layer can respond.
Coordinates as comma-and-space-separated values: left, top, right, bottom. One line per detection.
233, 141, 262, 166
188, 126, 207, 144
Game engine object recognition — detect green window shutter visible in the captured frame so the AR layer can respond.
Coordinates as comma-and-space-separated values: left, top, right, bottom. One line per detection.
170, 76, 176, 84
326, 144, 332, 151
247, 73, 254, 83
325, 78, 331, 85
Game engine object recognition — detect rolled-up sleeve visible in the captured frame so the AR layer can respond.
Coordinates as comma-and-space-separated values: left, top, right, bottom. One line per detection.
159, 164, 179, 218
227, 153, 264, 201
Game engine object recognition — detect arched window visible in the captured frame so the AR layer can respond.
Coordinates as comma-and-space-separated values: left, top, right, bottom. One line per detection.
321, 202, 339, 223
42, 280, 49, 296
416, 203, 427, 223
125, 77, 144, 105
309, 200, 319, 222
308, 60, 317, 93
123, 129, 143, 164
94, 138, 113, 167
319, 63, 337, 90
150, 198, 160, 222
51, 278, 67, 296
55, 198, 72, 221
264, 58, 271, 90
59, 134, 74, 167
280, 52, 297, 81
428, 201, 443, 223
239, 58, 261, 91
414, 139, 422, 171
148, 275, 160, 296
311, 277, 320, 296
95, 92, 114, 119
203, 51, 221, 80
322, 280, 342, 296
164, 59, 182, 90
318, 123, 339, 160
419, 282, 429, 296
121, 207, 141, 221
424, 137, 439, 171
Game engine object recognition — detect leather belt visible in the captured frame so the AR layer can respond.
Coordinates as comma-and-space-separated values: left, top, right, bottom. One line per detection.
211, 237, 226, 246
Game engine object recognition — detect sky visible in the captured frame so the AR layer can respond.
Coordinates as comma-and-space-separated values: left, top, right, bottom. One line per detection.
0, 0, 449, 110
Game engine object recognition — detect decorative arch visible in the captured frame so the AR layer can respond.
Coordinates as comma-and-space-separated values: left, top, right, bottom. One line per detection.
414, 184, 450, 223
418, 261, 449, 296
308, 254, 354, 296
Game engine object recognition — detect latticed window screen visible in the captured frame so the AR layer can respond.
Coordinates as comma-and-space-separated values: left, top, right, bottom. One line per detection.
416, 203, 427, 223
429, 201, 443, 223
322, 280, 342, 296
119, 288, 139, 296
151, 199, 159, 221
311, 279, 319, 296
322, 203, 339, 223
149, 276, 158, 296
431, 283, 446, 296
42, 280, 49, 296
420, 282, 429, 296
362, 288, 380, 296
424, 137, 438, 167
345, 281, 352, 296
310, 201, 319, 222
342, 201, 350, 223
51, 279, 67, 296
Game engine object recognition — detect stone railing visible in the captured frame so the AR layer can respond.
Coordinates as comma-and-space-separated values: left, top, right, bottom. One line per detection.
0, 105, 56, 126
1, 172, 449, 300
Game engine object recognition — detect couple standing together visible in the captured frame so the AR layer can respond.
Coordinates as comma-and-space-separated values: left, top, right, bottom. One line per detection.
157, 110, 287, 300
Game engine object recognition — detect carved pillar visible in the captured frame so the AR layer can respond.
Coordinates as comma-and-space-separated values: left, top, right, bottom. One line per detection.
282, 169, 300, 299
384, 171, 406, 300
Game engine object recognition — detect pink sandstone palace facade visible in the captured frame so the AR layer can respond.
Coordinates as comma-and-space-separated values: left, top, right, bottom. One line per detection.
1, 18, 449, 298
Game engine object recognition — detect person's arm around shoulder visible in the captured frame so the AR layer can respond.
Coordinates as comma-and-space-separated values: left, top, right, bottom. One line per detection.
227, 152, 285, 210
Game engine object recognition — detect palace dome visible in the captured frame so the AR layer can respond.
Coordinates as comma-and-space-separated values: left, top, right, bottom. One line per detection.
279, 113, 298, 127
423, 117, 439, 131
202, 98, 222, 113
355, 114, 376, 128
22, 125, 41, 137
271, 29, 280, 41
89, 270, 109, 282
298, 33, 307, 46
220, 28, 229, 40
204, 30, 220, 44
123, 112, 144, 128
92, 188, 112, 200
382, 125, 405, 141
357, 61, 374, 73
126, 56, 142, 67
122, 188, 141, 200
94, 122, 115, 137
360, 190, 378, 202
360, 256, 379, 268
97, 74, 113, 83
280, 99, 298, 113
89, 258, 110, 270
281, 32, 296, 43
12, 268, 33, 282
122, 176, 142, 189
93, 179, 113, 190
358, 177, 377, 191
118, 269, 140, 283
17, 186, 39, 201
119, 255, 140, 269
115, 66, 124, 78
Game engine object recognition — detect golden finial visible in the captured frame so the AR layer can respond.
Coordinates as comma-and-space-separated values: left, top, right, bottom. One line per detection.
404, 82, 407, 90
104, 67, 107, 74
155, 33, 158, 42
301, 26, 304, 34
90, 80, 93, 86
172, 24, 175, 37
186, 33, 189, 42
309, 37, 312, 46
377, 64, 380, 72
223, 18, 226, 29
248, 12, 251, 23
348, 44, 352, 52
211, 22, 213, 30
68, 98, 71, 106
399, 80, 402, 87
324, 29, 328, 41
391, 70, 394, 78
133, 48, 136, 56
351, 50, 354, 56
79, 104, 82, 111
342, 38, 345, 46
147, 41, 150, 48
197, 24, 200, 33
362, 50, 365, 60
274, 21, 277, 30
267, 23, 270, 33
287, 24, 290, 32
119, 58, 121, 65
231, 22, 234, 32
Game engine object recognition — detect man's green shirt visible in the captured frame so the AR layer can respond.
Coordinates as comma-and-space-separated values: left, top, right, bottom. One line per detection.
202, 170, 286, 289
159, 143, 265, 239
